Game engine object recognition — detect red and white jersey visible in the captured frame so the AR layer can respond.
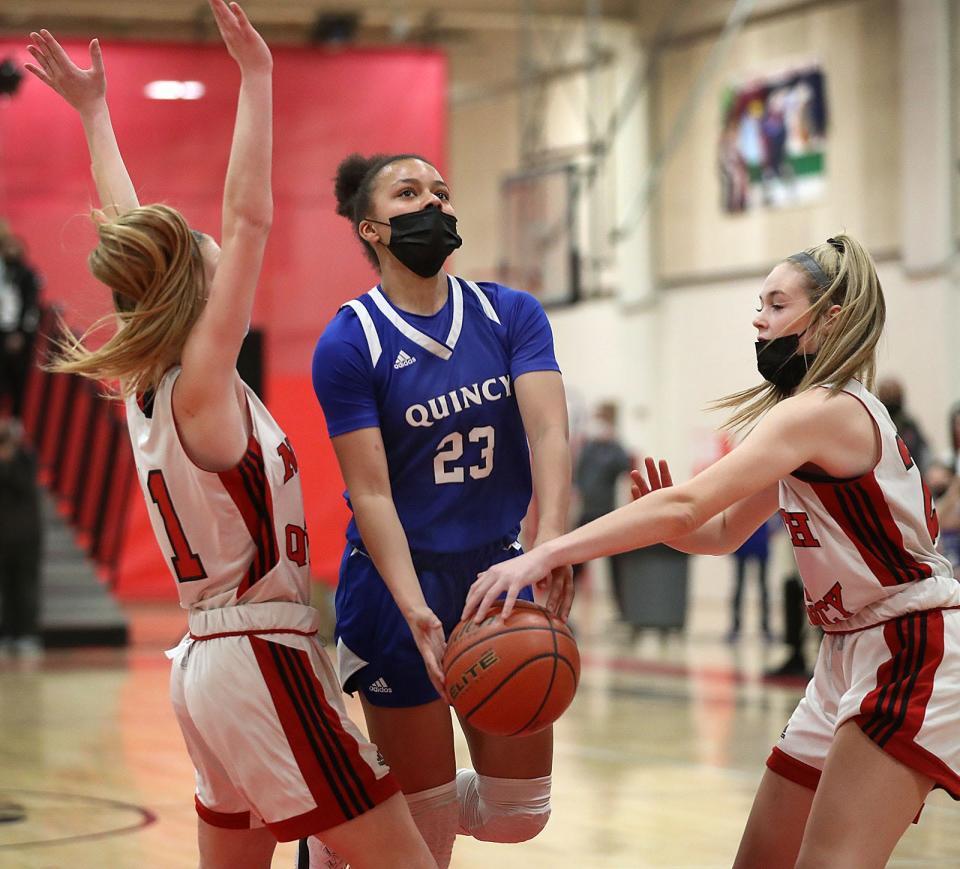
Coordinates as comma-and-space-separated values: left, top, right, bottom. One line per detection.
779, 380, 960, 632
125, 367, 311, 611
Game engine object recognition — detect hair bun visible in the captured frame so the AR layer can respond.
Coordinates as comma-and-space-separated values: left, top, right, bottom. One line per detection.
334, 154, 377, 219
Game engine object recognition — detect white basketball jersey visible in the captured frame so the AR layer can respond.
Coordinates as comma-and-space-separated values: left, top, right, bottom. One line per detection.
779, 381, 960, 632
125, 367, 310, 610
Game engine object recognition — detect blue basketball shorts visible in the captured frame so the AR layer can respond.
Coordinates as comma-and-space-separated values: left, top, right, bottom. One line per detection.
333, 534, 532, 708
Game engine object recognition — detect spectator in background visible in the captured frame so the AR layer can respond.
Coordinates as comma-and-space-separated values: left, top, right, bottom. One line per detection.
0, 416, 42, 656
877, 376, 929, 473
573, 401, 632, 615
728, 517, 772, 642
926, 459, 960, 576
945, 401, 960, 476
0, 228, 42, 419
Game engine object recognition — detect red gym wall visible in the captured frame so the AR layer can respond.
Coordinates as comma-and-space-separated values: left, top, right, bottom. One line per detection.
0, 38, 447, 598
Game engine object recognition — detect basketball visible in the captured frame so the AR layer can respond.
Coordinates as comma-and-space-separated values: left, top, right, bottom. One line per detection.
442, 600, 580, 737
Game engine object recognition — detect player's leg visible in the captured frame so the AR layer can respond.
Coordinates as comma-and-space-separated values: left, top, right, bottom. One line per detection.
359, 696, 459, 867
795, 721, 932, 868
319, 791, 436, 869
736, 633, 842, 866
197, 820, 277, 869
732, 768, 814, 868
455, 720, 553, 843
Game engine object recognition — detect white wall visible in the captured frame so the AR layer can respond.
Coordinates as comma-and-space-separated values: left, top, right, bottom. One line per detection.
446, 0, 959, 618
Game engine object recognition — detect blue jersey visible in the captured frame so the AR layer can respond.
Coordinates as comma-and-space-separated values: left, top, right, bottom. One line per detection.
312, 275, 560, 553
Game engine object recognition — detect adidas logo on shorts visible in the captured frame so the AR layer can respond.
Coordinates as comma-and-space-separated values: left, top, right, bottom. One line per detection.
369, 677, 392, 693
393, 350, 416, 369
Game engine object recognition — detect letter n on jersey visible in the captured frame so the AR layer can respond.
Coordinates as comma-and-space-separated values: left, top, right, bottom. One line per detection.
780, 509, 822, 548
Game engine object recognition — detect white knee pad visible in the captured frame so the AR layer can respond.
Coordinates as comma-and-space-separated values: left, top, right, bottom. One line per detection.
456, 769, 552, 843
406, 780, 458, 869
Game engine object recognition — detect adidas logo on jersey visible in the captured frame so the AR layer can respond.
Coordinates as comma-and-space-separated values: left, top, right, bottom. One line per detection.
369, 677, 392, 693
393, 350, 417, 370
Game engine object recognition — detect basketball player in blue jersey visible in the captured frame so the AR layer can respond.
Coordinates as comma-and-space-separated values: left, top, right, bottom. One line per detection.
308, 153, 574, 868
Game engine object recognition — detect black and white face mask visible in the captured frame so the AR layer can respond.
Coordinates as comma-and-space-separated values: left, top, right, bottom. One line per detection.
755, 331, 816, 395
367, 206, 462, 278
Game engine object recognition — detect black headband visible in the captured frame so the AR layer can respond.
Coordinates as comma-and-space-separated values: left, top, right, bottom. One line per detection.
786, 251, 832, 291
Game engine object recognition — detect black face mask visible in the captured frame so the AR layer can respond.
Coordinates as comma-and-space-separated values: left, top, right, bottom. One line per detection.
755, 332, 816, 395
367, 207, 462, 278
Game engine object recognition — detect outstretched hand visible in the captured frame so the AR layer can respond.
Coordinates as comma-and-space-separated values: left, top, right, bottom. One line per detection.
630, 456, 674, 501
462, 547, 553, 624
24, 30, 105, 112
209, 0, 272, 74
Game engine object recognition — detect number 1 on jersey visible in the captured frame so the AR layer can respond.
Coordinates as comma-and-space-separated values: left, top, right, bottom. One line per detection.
147, 469, 208, 583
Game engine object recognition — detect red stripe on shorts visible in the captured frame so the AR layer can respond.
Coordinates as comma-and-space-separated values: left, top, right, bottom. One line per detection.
852, 611, 960, 799
766, 746, 822, 791
857, 611, 942, 746
248, 635, 399, 839
194, 795, 251, 829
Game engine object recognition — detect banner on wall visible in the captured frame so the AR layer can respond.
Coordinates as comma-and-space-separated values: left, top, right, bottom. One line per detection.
719, 64, 828, 213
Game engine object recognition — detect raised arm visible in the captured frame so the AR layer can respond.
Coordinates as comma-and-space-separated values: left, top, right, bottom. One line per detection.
174, 0, 273, 469
25, 31, 138, 215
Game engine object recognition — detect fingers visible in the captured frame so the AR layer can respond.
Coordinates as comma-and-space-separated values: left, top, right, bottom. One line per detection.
559, 572, 575, 621
644, 456, 661, 489
209, 0, 238, 32
544, 566, 572, 617
89, 38, 103, 74
230, 1, 252, 26
26, 43, 54, 78
23, 63, 51, 86
472, 585, 498, 624
659, 459, 673, 487
461, 578, 482, 622
37, 29, 71, 73
630, 468, 649, 498
545, 573, 561, 614
499, 587, 520, 622
426, 653, 445, 699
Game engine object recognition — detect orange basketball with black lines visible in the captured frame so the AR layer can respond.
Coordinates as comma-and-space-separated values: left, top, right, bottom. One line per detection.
442, 600, 580, 736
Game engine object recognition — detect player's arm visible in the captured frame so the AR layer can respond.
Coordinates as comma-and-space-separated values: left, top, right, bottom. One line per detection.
630, 457, 779, 555
330, 427, 447, 695
25, 31, 139, 215
514, 370, 574, 618
174, 0, 272, 469
465, 388, 855, 620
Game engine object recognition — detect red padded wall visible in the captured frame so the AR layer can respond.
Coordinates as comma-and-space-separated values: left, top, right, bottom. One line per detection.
0, 38, 446, 598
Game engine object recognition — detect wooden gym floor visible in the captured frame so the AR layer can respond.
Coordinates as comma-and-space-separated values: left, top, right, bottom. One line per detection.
1, 558, 957, 868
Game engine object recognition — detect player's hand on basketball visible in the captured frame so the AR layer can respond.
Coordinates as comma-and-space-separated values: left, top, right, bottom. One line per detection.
406, 605, 447, 698
209, 0, 272, 75
630, 457, 673, 501
543, 564, 575, 622
464, 548, 552, 624
25, 31, 106, 113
